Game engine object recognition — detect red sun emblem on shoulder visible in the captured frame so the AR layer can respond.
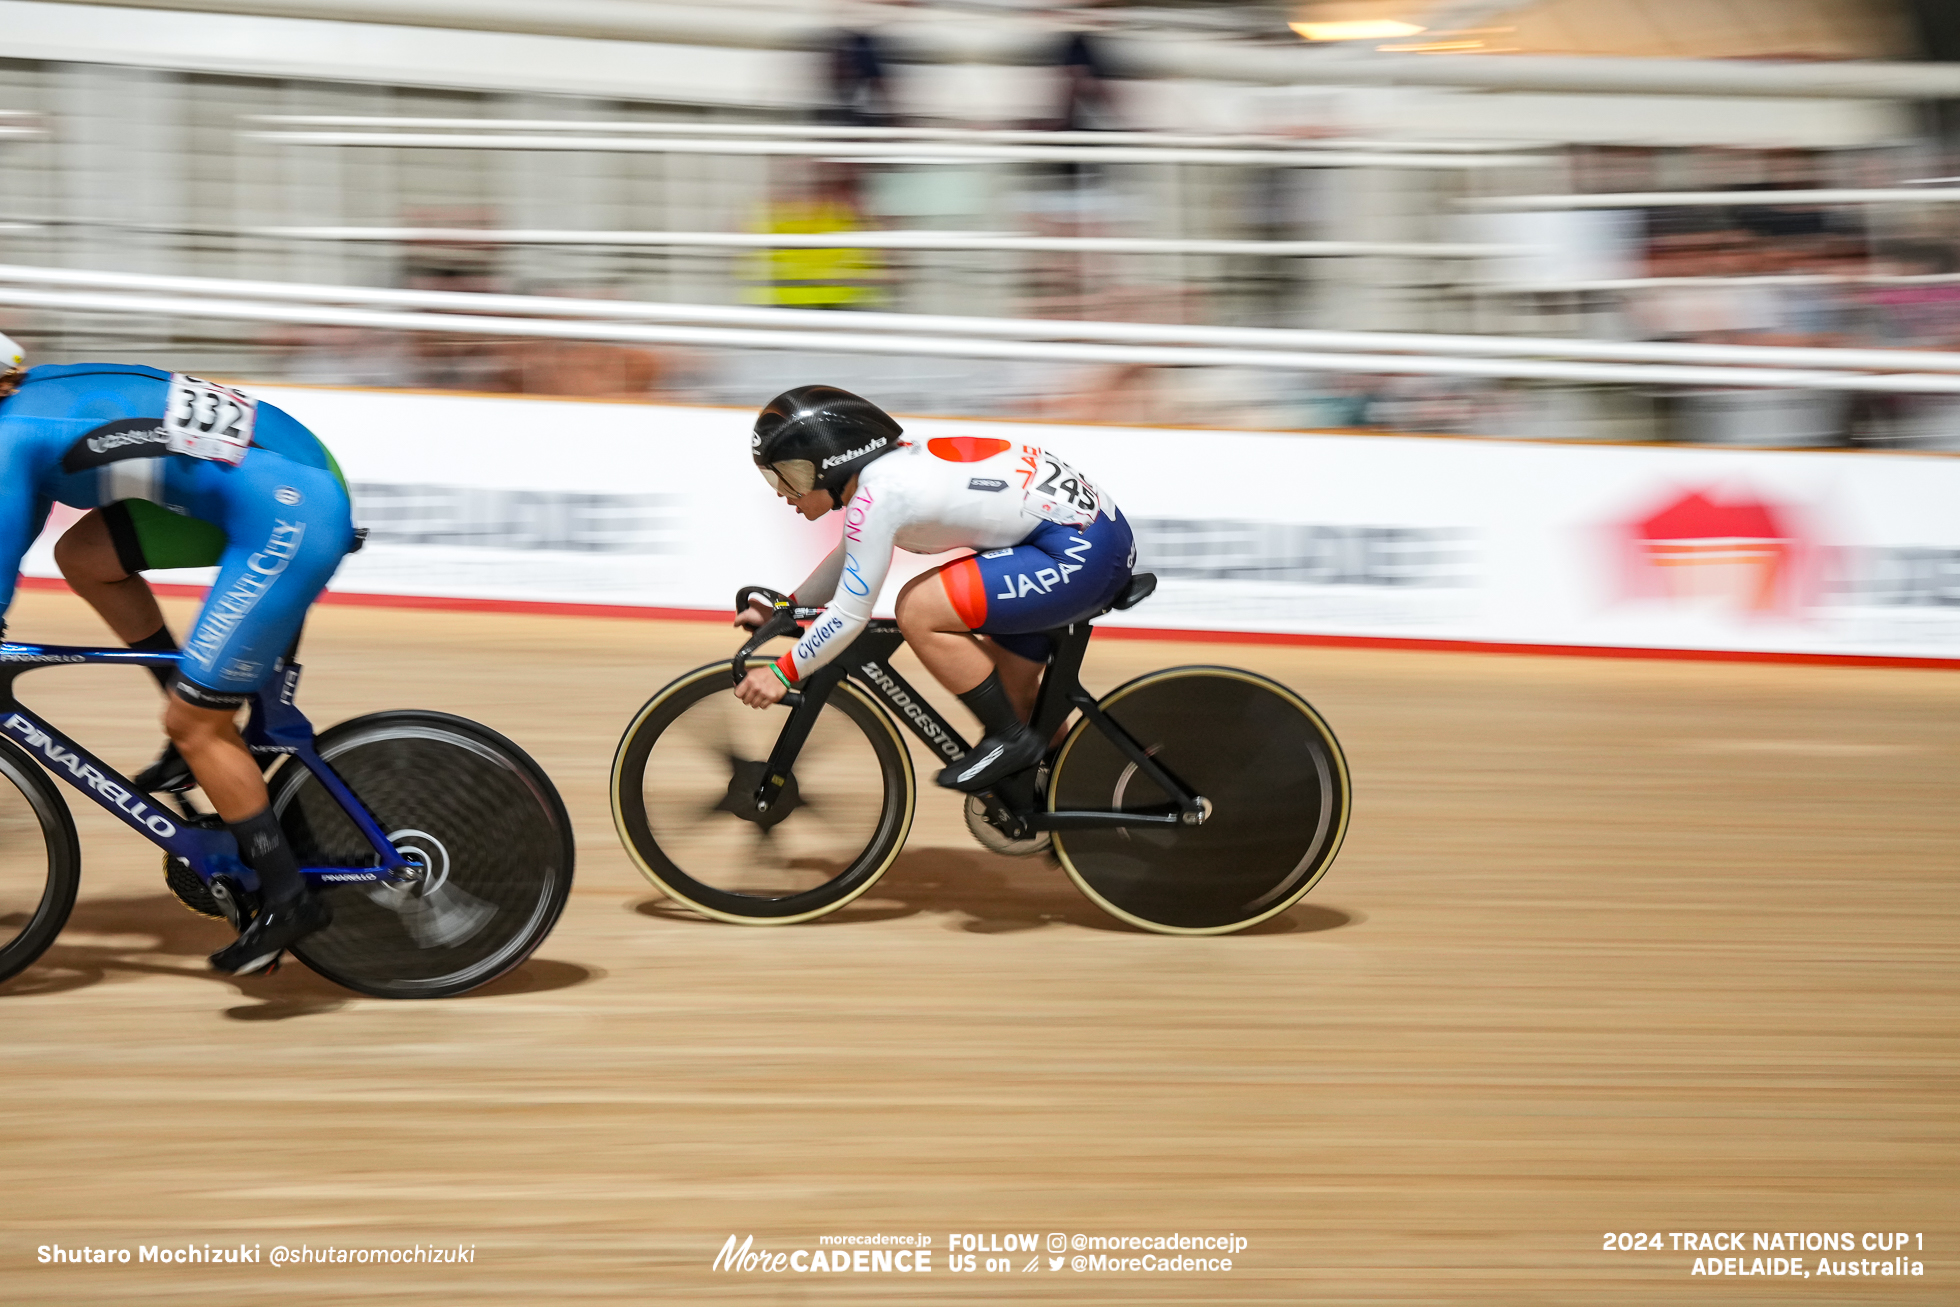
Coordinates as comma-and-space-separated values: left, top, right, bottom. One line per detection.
927, 436, 1013, 463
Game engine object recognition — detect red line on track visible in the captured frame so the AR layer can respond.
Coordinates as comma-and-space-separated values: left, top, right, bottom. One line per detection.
19, 575, 1957, 670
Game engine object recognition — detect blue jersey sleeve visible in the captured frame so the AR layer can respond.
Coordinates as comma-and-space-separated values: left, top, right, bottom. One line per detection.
0, 437, 52, 622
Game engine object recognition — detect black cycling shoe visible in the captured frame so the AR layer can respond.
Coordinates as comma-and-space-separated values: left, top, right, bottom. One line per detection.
936, 724, 1044, 794
208, 895, 332, 976
132, 741, 195, 794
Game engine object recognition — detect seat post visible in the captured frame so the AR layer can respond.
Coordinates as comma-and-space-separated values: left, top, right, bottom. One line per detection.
1030, 623, 1093, 742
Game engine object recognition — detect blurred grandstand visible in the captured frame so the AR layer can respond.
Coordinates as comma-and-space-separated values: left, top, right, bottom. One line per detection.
3, 0, 1960, 444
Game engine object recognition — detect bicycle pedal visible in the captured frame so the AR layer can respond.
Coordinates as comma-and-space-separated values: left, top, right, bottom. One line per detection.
207, 875, 259, 933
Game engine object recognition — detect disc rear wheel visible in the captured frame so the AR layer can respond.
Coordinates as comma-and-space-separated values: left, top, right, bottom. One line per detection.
270, 712, 575, 999
1048, 667, 1350, 935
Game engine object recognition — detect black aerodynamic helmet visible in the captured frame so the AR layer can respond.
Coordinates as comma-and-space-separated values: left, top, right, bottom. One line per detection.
752, 385, 903, 505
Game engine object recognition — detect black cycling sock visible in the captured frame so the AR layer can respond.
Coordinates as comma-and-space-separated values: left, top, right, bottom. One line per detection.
228, 806, 304, 908
127, 625, 178, 693
956, 670, 1025, 739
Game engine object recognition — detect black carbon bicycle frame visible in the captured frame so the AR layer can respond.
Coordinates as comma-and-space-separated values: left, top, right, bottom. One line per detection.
753, 618, 1204, 833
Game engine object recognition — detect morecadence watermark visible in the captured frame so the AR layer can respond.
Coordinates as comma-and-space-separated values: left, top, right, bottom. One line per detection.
712, 1231, 1247, 1276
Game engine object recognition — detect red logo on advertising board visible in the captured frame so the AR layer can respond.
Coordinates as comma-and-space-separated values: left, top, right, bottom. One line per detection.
1621, 488, 1812, 616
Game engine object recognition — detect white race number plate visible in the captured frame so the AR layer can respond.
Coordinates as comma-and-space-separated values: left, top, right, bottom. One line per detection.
1017, 446, 1101, 528
163, 374, 257, 466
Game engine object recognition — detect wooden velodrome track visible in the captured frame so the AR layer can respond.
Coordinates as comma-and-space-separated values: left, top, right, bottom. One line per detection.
1, 586, 1953, 1305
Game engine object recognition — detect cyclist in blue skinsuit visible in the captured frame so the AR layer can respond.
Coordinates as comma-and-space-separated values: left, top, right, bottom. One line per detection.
0, 333, 355, 973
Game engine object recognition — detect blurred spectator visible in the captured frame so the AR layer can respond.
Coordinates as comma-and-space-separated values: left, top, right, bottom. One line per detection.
1628, 218, 1866, 446
743, 162, 886, 310
504, 285, 696, 399
1732, 148, 1833, 242
1368, 376, 1486, 435
1042, 363, 1162, 425
823, 26, 894, 126
1631, 226, 1779, 344
394, 217, 522, 391
274, 325, 418, 390
1046, 9, 1119, 132
503, 339, 675, 400
1299, 374, 1376, 429
1866, 243, 1960, 348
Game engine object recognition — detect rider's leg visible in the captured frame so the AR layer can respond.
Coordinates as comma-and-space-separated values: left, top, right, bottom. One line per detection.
895, 568, 993, 694
979, 636, 1047, 722
161, 695, 270, 824
164, 687, 301, 907
165, 683, 323, 974
897, 568, 1044, 791
53, 508, 174, 677
177, 460, 352, 972
917, 514, 1135, 791
56, 508, 199, 789
895, 572, 1042, 732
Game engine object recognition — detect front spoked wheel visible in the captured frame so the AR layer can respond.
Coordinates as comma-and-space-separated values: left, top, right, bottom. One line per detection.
0, 737, 80, 985
611, 664, 914, 923
269, 711, 575, 999
1048, 667, 1351, 935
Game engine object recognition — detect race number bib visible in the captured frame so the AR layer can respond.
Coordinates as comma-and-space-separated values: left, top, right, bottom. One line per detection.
163, 374, 258, 466
1017, 446, 1101, 528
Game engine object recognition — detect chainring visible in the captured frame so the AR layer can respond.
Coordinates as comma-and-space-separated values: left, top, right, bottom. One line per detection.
962, 763, 1053, 857
163, 855, 226, 918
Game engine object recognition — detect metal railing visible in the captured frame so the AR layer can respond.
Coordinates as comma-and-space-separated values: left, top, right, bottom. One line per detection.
246, 128, 1537, 170
248, 115, 1527, 154
5, 264, 1960, 394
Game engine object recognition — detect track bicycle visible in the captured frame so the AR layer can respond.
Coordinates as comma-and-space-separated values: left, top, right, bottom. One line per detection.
0, 640, 575, 997
611, 575, 1351, 935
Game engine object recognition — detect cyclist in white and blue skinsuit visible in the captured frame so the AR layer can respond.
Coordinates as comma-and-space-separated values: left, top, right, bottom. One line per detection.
736, 386, 1135, 794
0, 335, 355, 972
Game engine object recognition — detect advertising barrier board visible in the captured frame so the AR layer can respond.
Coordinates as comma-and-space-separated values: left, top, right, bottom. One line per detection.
21, 385, 1960, 663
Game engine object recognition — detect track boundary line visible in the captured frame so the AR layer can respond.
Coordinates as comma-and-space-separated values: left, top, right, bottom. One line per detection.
19, 575, 1957, 671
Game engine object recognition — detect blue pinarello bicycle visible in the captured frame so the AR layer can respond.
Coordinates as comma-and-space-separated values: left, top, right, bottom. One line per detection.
0, 641, 574, 998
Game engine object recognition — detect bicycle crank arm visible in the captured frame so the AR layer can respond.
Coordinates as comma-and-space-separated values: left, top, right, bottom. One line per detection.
1031, 803, 1209, 831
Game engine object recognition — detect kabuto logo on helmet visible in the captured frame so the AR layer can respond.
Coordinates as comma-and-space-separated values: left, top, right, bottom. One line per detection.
821, 437, 886, 470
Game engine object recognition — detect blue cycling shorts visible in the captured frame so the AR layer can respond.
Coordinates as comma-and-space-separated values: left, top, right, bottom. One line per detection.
171, 458, 354, 706
938, 505, 1135, 662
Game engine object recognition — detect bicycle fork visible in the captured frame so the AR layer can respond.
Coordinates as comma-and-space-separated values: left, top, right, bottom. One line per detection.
749, 664, 850, 818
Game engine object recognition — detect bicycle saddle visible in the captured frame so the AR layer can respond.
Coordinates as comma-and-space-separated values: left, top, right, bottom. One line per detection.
1111, 572, 1157, 611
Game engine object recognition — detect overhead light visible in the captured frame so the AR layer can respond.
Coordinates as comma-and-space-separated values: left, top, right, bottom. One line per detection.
1290, 19, 1425, 41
